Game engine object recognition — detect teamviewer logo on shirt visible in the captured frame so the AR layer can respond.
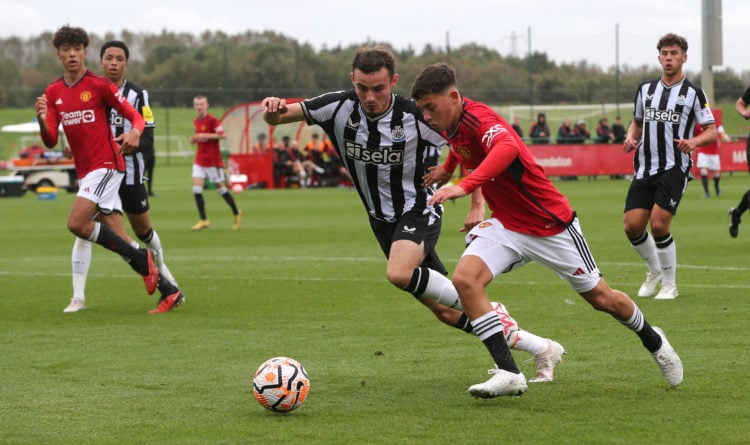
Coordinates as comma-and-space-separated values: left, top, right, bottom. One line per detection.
61, 109, 96, 126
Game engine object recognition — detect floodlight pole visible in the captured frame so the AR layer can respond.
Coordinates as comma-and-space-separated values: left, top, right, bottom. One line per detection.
615, 24, 620, 116
527, 26, 533, 120
701, 0, 723, 104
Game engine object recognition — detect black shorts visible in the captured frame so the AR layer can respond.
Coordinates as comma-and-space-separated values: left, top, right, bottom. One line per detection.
369, 209, 447, 275
119, 182, 150, 215
624, 168, 689, 215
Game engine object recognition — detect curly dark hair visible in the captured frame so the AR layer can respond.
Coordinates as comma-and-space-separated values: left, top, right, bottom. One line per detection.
351, 46, 396, 78
657, 33, 688, 53
52, 25, 89, 49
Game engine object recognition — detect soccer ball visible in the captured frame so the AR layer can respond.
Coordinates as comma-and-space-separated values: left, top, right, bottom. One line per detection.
231, 183, 244, 193
253, 357, 310, 413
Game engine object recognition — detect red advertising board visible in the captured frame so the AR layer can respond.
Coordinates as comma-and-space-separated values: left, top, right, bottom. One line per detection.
528, 141, 747, 177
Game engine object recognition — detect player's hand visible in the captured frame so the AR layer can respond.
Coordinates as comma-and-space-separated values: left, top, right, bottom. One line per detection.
422, 165, 451, 188
190, 134, 208, 143
34, 95, 47, 123
429, 185, 467, 206
673, 138, 696, 154
262, 97, 287, 113
117, 129, 141, 154
62, 144, 73, 159
623, 137, 639, 153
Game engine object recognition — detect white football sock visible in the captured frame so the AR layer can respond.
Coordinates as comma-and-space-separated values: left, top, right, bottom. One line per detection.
514, 331, 552, 356
631, 232, 661, 273
656, 239, 677, 285
71, 237, 92, 300
421, 268, 462, 311
145, 229, 178, 286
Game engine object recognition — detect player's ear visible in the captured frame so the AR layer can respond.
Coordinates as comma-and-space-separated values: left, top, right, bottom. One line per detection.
449, 88, 461, 104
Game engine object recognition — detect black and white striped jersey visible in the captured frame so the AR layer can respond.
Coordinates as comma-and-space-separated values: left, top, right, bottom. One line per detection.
632, 76, 714, 179
108, 80, 155, 186
301, 91, 446, 223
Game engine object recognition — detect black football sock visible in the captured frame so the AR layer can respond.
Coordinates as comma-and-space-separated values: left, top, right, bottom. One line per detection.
221, 190, 239, 215
455, 313, 474, 334
93, 223, 146, 274
194, 193, 207, 220
472, 312, 520, 373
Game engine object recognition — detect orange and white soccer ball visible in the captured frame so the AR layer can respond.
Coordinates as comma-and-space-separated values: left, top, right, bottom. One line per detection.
253, 357, 310, 413
231, 183, 244, 193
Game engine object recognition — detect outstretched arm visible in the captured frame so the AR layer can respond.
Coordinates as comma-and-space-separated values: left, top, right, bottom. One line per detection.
262, 97, 305, 125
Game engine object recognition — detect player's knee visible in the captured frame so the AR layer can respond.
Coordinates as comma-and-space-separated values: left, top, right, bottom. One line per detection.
192, 185, 203, 194
216, 186, 227, 194
386, 269, 411, 290
451, 270, 478, 294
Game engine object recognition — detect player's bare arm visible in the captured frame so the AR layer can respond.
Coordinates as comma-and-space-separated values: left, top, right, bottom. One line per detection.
461, 189, 486, 233
736, 98, 750, 119
623, 119, 643, 153
674, 122, 717, 153
262, 97, 304, 125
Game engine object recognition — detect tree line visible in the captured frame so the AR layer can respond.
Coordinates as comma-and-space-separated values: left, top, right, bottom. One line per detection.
1, 29, 747, 109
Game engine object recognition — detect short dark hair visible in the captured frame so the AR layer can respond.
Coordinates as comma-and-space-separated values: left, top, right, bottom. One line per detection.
100, 40, 129, 60
352, 46, 396, 78
410, 63, 456, 100
657, 33, 688, 53
52, 25, 89, 50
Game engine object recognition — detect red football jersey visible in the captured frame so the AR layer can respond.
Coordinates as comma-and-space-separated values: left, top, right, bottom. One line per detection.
442, 98, 574, 236
695, 108, 723, 156
41, 70, 145, 179
193, 114, 225, 167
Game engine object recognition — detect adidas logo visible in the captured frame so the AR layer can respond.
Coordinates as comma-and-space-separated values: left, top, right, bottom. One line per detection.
55, 98, 63, 105
573, 267, 586, 276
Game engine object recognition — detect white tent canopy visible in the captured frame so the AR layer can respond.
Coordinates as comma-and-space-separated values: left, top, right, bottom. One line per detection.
0, 121, 62, 134
0, 122, 42, 133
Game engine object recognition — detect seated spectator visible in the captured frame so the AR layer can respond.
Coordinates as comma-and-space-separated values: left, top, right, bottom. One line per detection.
556, 119, 578, 180
303, 135, 351, 187
272, 135, 306, 188
252, 133, 270, 153
529, 112, 550, 144
571, 119, 591, 143
611, 115, 626, 143
594, 117, 614, 143
556, 119, 575, 144
511, 116, 523, 138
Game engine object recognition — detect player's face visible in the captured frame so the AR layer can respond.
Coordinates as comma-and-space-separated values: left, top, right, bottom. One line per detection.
193, 98, 209, 117
100, 47, 128, 85
658, 44, 686, 78
351, 67, 397, 117
415, 90, 461, 134
56, 43, 87, 75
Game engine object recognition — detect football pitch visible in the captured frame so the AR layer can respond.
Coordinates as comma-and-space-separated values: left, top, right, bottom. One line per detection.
1, 162, 748, 444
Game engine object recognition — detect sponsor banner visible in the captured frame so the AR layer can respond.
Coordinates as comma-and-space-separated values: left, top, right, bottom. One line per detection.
528, 141, 748, 176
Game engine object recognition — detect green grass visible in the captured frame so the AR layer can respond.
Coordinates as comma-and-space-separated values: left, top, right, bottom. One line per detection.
1, 165, 749, 444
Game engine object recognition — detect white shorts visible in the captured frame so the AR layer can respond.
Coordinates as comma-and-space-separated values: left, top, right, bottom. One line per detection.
463, 217, 601, 293
77, 168, 124, 214
696, 153, 721, 171
192, 164, 226, 185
